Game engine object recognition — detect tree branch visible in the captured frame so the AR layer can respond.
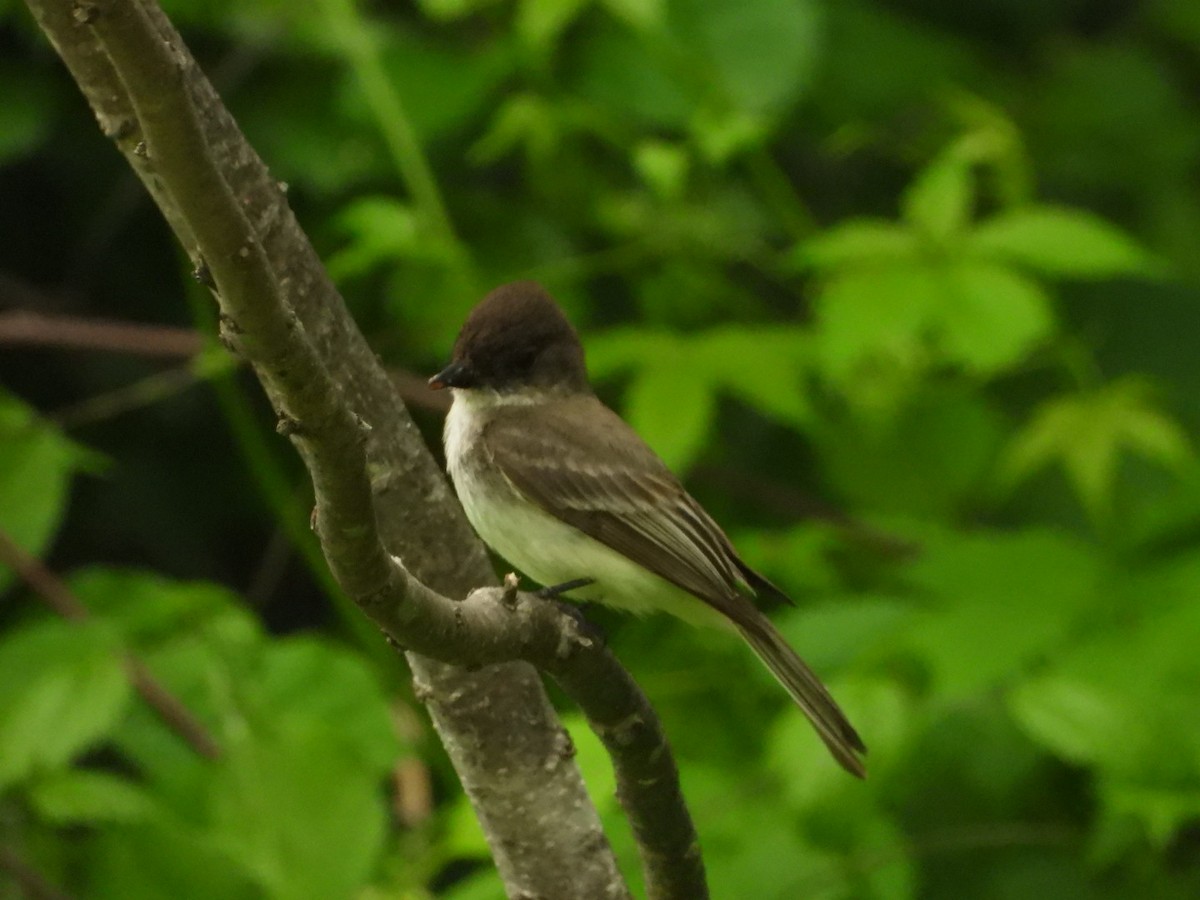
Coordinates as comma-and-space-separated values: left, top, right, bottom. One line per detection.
24, 0, 707, 896
0, 309, 203, 357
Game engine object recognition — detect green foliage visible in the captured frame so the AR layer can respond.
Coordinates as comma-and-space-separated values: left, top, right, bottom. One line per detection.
1001, 378, 1192, 522
967, 207, 1164, 279
0, 568, 402, 898
5, 0, 1200, 897
0, 619, 131, 791
0, 59, 55, 165
898, 528, 1101, 701
795, 137, 1155, 413
0, 391, 98, 592
29, 769, 159, 826
588, 326, 810, 469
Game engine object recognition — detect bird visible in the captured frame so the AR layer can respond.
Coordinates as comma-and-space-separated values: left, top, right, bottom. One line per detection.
429, 281, 866, 777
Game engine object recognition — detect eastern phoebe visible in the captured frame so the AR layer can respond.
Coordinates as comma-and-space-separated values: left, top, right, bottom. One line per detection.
430, 282, 866, 777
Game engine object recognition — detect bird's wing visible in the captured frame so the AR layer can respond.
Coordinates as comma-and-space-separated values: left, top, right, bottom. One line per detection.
480, 398, 755, 617
482, 398, 868, 777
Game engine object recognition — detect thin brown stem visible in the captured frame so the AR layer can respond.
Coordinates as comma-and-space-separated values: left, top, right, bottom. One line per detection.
0, 310, 201, 357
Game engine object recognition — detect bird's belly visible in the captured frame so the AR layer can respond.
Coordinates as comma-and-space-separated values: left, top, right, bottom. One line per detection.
454, 467, 726, 630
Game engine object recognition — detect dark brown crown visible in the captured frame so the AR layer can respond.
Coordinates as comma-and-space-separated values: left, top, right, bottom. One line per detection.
442, 281, 590, 393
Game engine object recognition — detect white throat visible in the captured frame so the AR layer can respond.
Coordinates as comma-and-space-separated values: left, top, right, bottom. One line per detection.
443, 387, 544, 479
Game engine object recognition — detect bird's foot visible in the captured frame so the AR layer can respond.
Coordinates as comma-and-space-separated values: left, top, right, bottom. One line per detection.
535, 577, 595, 600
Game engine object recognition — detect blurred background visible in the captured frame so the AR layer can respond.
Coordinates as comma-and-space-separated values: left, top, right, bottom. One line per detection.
2, 0, 1200, 897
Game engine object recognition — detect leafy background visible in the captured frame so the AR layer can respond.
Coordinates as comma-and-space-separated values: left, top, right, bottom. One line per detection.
2, 0, 1200, 897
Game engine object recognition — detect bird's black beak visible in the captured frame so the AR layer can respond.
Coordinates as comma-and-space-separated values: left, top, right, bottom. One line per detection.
429, 360, 473, 390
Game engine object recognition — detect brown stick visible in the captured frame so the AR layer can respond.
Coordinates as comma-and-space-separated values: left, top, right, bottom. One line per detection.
0, 310, 202, 357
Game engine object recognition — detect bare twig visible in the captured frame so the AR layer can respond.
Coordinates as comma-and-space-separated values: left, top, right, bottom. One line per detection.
0, 527, 221, 760
0, 303, 449, 415
0, 310, 202, 356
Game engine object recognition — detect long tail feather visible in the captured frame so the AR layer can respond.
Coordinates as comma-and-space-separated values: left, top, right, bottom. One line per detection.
737, 617, 867, 778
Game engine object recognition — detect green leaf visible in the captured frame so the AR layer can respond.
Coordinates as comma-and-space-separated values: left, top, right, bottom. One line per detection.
689, 107, 768, 165
732, 523, 842, 596
813, 387, 1005, 517
0, 62, 55, 164
767, 676, 914, 806
1005, 559, 1200, 788
372, 34, 511, 142
804, 214, 1059, 387
562, 715, 618, 812
812, 263, 942, 381
0, 391, 94, 592
441, 794, 492, 861
937, 262, 1055, 373
578, 0, 820, 128
849, 816, 918, 900
0, 619, 131, 791
775, 595, 914, 673
237, 70, 387, 195
439, 867, 507, 900
682, 762, 851, 899
88, 815, 258, 900
590, 326, 809, 458
29, 769, 157, 825
633, 139, 690, 200
816, 2, 981, 124
469, 92, 560, 163
1001, 379, 1192, 520
573, 20, 691, 127
418, 0, 504, 22
209, 724, 389, 900
72, 571, 262, 808
585, 327, 677, 380
695, 327, 812, 428
624, 358, 716, 472
1102, 784, 1200, 850
600, 0, 664, 30
968, 206, 1162, 278
327, 197, 425, 280
1008, 677, 1140, 769
518, 0, 592, 50
790, 219, 920, 271
253, 637, 401, 770
69, 568, 259, 652
1121, 403, 1195, 466
632, 262, 743, 325
902, 149, 974, 241
899, 529, 1101, 700
671, 0, 823, 116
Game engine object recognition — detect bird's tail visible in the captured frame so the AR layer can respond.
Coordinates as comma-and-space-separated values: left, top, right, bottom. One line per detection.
737, 617, 867, 778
